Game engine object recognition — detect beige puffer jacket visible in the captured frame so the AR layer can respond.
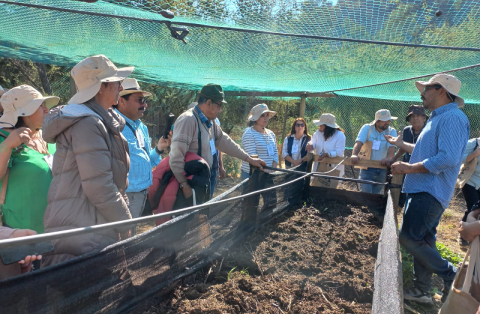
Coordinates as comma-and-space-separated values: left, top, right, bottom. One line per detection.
42, 100, 132, 267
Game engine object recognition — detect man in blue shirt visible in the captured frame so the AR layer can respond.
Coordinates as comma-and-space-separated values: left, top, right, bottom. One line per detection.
351, 109, 397, 194
386, 74, 469, 304
116, 78, 171, 234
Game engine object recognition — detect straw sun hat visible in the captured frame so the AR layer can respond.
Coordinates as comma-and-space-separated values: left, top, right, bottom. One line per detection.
68, 54, 134, 105
0, 85, 59, 127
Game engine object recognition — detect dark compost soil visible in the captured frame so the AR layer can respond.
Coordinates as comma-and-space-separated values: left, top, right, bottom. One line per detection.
144, 200, 382, 314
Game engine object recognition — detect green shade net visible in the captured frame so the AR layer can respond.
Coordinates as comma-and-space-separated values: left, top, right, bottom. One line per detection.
1, 0, 480, 102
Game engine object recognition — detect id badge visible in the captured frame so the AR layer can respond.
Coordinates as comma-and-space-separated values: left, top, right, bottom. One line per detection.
372, 140, 381, 151
292, 144, 300, 154
136, 130, 145, 148
267, 144, 274, 156
210, 138, 216, 155
43, 154, 53, 171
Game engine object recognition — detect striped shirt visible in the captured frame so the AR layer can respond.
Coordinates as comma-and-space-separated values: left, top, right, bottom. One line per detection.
116, 110, 161, 192
403, 102, 470, 209
241, 127, 279, 173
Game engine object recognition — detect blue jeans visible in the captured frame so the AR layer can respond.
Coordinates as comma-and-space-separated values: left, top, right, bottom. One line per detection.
400, 192, 457, 292
210, 168, 218, 199
241, 170, 249, 181
359, 168, 386, 194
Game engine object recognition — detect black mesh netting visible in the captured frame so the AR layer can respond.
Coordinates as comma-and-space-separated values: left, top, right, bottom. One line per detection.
0, 167, 307, 313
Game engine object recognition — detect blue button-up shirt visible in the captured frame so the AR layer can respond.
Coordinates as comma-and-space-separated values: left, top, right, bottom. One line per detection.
403, 103, 470, 209
116, 110, 162, 192
356, 124, 397, 161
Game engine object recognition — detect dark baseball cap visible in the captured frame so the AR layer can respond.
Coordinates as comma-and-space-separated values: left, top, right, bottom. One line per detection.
198, 83, 227, 104
406, 105, 428, 122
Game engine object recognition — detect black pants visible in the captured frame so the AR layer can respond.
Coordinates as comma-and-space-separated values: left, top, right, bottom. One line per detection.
462, 183, 480, 222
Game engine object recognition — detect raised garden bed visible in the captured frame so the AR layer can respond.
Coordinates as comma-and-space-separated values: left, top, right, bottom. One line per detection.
150, 199, 382, 313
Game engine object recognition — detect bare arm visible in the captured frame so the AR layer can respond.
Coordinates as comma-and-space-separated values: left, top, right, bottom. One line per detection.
390, 161, 429, 174
466, 148, 480, 163
350, 141, 363, 165
0, 128, 32, 179
394, 148, 406, 160
384, 134, 415, 154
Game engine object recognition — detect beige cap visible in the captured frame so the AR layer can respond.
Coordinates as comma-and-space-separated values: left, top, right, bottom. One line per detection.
119, 78, 152, 97
68, 54, 134, 105
248, 103, 276, 121
313, 113, 340, 128
374, 109, 397, 122
415, 73, 464, 108
0, 85, 59, 127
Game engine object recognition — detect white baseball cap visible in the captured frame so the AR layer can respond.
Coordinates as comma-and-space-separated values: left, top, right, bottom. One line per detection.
415, 73, 464, 108
68, 54, 134, 105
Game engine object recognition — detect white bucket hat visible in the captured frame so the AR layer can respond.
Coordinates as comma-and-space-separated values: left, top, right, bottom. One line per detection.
68, 54, 134, 105
313, 113, 340, 128
0, 85, 59, 127
415, 73, 464, 108
373, 109, 397, 123
119, 78, 152, 97
248, 103, 276, 121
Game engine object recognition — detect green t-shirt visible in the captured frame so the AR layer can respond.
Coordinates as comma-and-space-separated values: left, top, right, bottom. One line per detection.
0, 130, 55, 233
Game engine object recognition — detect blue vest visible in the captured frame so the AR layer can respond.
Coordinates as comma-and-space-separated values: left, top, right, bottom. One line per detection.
285, 135, 309, 167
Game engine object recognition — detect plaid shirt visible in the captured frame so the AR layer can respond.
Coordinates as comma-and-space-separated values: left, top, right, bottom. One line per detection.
195, 105, 212, 128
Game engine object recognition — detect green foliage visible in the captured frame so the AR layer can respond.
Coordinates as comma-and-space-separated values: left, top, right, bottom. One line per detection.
223, 154, 241, 178
227, 266, 237, 281
402, 242, 462, 290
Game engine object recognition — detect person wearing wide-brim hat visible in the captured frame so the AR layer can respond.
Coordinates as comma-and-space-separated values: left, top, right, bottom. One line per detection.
241, 103, 278, 208
351, 109, 398, 194
241, 104, 278, 178
384, 73, 470, 304
0, 85, 59, 236
41, 55, 135, 267
306, 113, 346, 177
115, 78, 171, 234
170, 83, 266, 203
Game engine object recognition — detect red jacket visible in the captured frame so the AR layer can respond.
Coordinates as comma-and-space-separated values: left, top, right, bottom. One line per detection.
148, 152, 203, 226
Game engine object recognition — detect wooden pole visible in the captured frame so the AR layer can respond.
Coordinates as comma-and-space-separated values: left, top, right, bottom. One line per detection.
299, 96, 306, 118
280, 104, 289, 167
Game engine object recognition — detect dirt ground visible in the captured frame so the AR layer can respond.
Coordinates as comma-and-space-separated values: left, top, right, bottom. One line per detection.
141, 199, 382, 314
136, 172, 469, 314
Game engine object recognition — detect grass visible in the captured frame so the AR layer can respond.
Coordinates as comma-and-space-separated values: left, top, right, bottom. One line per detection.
401, 241, 463, 290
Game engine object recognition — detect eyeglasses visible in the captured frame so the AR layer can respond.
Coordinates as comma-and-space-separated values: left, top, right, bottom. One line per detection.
423, 85, 442, 93
213, 101, 223, 108
135, 97, 147, 105
295, 123, 305, 127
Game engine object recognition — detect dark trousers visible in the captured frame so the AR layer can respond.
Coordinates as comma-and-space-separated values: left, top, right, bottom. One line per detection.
400, 192, 457, 292
462, 183, 480, 222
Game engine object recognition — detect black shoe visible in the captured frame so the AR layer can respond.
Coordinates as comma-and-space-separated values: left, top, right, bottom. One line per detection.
441, 281, 453, 303
404, 286, 433, 304
458, 235, 469, 247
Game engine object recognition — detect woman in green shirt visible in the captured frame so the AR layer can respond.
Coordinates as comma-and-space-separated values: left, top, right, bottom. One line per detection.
0, 85, 59, 233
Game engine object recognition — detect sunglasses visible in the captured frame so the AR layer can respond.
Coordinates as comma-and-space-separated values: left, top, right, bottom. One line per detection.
134, 97, 147, 105
295, 123, 305, 127
423, 84, 442, 93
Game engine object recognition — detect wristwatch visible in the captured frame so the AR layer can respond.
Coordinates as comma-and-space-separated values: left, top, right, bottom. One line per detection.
179, 182, 188, 189
155, 147, 165, 155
